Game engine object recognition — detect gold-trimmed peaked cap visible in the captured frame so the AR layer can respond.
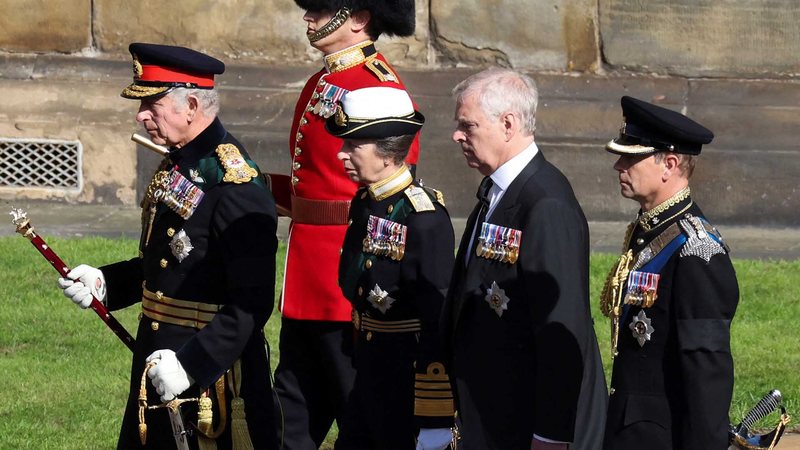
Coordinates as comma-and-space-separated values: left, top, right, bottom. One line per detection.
606, 96, 713, 156
325, 87, 424, 139
121, 43, 225, 99
294, 0, 415, 37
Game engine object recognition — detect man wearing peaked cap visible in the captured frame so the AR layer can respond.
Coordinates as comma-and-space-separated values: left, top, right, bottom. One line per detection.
271, 2, 422, 449
600, 96, 739, 450
331, 86, 455, 450
58, 43, 279, 449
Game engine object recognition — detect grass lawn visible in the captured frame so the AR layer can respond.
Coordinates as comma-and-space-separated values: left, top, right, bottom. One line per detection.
0, 236, 797, 449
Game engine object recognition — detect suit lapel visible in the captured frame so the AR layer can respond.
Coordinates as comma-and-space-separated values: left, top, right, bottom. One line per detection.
450, 152, 547, 330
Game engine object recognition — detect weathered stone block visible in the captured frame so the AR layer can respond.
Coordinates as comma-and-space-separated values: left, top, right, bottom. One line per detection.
599, 0, 800, 77
0, 0, 91, 52
430, 0, 598, 70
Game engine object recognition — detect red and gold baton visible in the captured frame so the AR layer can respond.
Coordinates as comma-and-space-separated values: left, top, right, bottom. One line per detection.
10, 207, 136, 352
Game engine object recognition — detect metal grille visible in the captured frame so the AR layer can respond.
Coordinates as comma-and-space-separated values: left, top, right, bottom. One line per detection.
0, 138, 82, 190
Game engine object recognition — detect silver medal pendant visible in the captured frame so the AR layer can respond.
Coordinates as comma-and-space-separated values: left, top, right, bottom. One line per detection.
485, 281, 510, 317
629, 310, 655, 347
367, 284, 395, 313
169, 229, 194, 263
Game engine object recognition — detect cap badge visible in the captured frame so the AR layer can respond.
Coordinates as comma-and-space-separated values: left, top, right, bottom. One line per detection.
476, 222, 522, 264
335, 105, 348, 127
132, 54, 143, 79
485, 281, 510, 317
367, 284, 395, 313
169, 229, 194, 262
629, 310, 654, 347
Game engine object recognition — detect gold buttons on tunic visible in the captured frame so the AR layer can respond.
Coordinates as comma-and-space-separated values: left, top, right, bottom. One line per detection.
296, 132, 303, 142
306, 105, 314, 112
159, 259, 168, 268
365, 260, 373, 269
294, 147, 302, 156
636, 238, 645, 245
339, 248, 343, 255
300, 118, 308, 126
348, 219, 353, 226
312, 92, 320, 100
360, 192, 367, 199
293, 162, 302, 170
167, 228, 175, 237
366, 332, 373, 341
387, 205, 394, 214
610, 388, 616, 395
358, 287, 363, 296
292, 176, 299, 185
151, 321, 160, 331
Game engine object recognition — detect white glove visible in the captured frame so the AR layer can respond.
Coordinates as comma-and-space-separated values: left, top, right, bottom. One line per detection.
146, 350, 193, 402
416, 428, 453, 450
57, 264, 106, 308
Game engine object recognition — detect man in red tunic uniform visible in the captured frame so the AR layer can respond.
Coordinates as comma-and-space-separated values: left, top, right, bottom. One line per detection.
272, 1, 420, 448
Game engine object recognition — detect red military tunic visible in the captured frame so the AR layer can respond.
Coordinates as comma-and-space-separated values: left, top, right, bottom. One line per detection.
280, 40, 420, 321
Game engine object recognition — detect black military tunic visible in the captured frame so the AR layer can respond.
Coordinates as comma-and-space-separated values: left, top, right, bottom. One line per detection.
335, 167, 455, 450
602, 190, 739, 450
101, 118, 279, 449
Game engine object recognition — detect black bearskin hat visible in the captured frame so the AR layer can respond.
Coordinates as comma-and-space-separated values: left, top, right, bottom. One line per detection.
294, 0, 416, 37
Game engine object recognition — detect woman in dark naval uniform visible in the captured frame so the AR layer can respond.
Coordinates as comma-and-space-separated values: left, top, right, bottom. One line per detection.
328, 86, 456, 450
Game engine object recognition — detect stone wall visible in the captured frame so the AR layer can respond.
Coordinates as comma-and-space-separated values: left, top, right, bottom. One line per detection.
1, 0, 799, 225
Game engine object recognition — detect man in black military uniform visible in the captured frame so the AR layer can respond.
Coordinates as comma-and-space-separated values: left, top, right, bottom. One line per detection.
57, 43, 279, 449
329, 86, 455, 450
600, 96, 739, 450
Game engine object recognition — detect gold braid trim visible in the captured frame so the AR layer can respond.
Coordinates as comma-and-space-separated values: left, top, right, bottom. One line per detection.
197, 376, 228, 450
138, 361, 199, 446
600, 221, 636, 357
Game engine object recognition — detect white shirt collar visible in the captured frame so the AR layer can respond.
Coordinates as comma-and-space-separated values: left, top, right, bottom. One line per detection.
489, 141, 539, 192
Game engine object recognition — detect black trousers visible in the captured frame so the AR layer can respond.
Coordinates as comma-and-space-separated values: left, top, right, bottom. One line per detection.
273, 318, 356, 450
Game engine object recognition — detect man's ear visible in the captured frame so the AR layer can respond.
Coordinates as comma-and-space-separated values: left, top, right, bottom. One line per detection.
350, 10, 371, 33
662, 153, 681, 180
501, 112, 517, 142
186, 95, 200, 122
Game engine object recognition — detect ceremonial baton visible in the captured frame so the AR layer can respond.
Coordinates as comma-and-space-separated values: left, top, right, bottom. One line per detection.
10, 208, 136, 352
131, 133, 169, 156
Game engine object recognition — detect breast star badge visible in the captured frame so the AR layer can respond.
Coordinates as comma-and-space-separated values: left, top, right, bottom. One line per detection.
169, 229, 194, 263
485, 281, 510, 317
367, 284, 395, 313
629, 310, 654, 347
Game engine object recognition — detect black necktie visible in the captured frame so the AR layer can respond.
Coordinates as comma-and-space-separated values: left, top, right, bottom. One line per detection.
468, 177, 493, 261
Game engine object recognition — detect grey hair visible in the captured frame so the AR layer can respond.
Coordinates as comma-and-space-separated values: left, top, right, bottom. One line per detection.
374, 134, 415, 165
168, 87, 220, 117
452, 68, 538, 135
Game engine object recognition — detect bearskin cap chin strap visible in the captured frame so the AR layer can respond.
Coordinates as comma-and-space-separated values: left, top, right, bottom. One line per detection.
308, 7, 352, 43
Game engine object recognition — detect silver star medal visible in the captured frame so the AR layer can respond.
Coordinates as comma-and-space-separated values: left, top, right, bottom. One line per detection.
169, 229, 194, 262
629, 310, 655, 347
485, 281, 510, 317
367, 284, 395, 313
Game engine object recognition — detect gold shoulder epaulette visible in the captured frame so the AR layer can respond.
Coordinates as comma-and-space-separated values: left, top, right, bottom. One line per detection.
215, 144, 258, 184
404, 185, 436, 212
366, 59, 399, 83
414, 362, 454, 417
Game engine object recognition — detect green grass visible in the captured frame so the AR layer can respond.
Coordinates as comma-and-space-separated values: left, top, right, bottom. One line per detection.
0, 237, 797, 448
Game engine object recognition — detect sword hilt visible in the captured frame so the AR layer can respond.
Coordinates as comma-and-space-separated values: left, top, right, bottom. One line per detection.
735, 389, 782, 436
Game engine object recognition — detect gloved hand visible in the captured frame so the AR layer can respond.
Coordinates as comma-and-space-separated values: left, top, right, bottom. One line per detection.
57, 264, 106, 308
146, 350, 193, 402
416, 428, 453, 450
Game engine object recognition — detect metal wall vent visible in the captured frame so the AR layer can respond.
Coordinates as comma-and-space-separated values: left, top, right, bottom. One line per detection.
0, 138, 82, 191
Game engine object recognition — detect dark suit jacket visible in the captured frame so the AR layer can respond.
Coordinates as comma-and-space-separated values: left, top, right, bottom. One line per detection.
442, 151, 607, 450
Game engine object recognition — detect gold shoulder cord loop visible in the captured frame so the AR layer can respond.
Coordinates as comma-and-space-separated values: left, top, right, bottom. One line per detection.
600, 221, 636, 357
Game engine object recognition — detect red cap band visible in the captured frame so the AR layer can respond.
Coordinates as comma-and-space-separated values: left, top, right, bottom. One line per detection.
138, 65, 215, 88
